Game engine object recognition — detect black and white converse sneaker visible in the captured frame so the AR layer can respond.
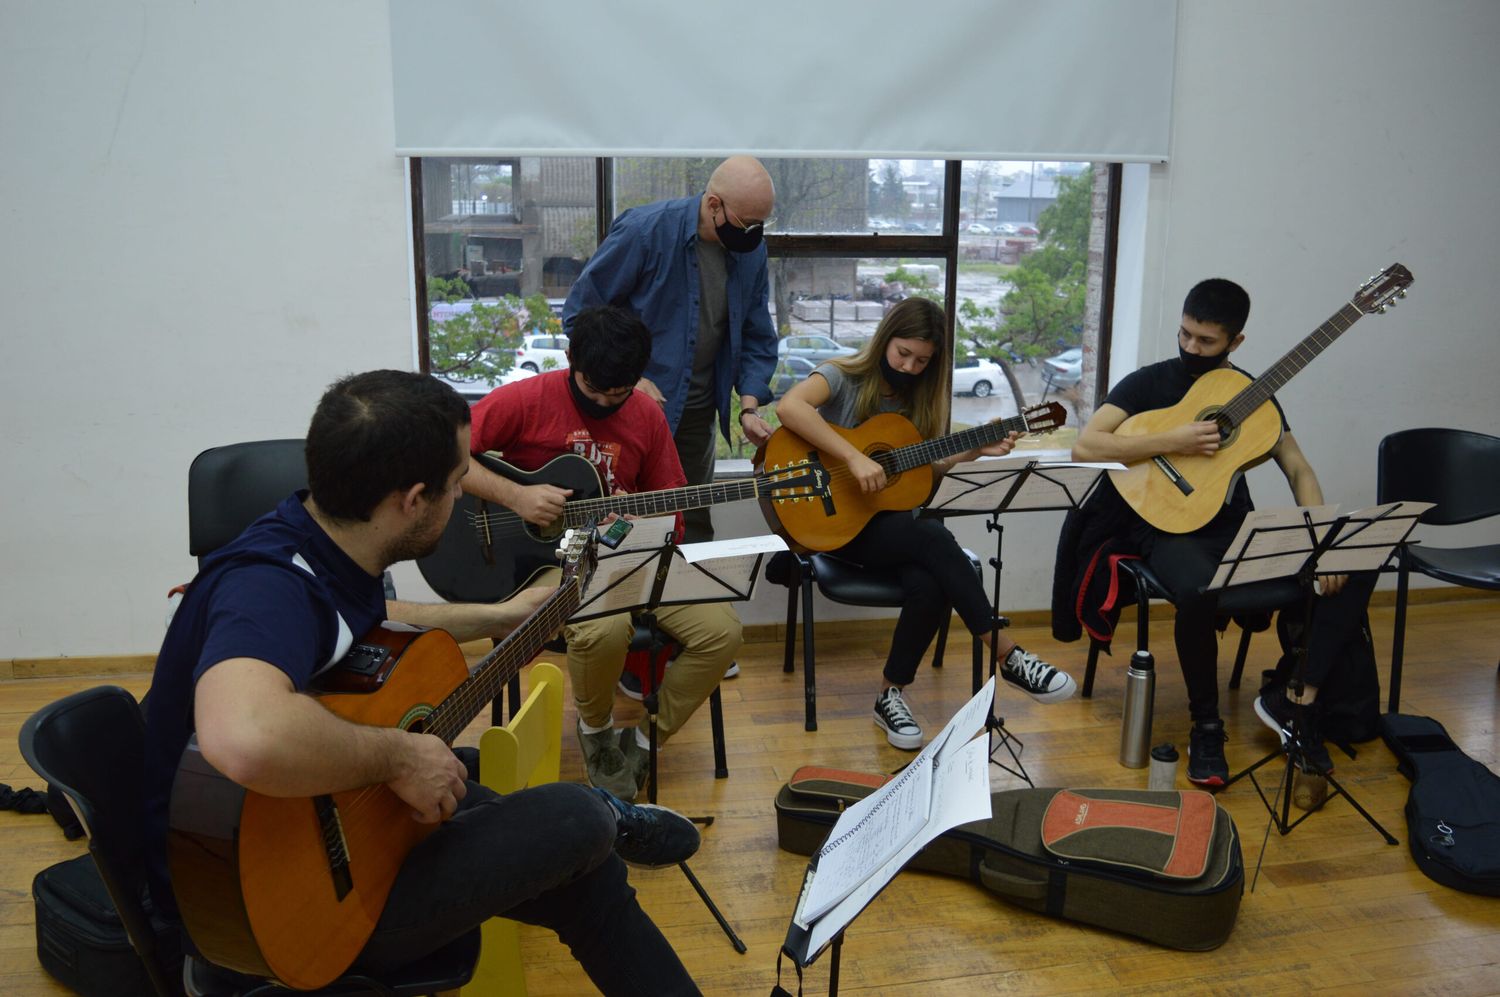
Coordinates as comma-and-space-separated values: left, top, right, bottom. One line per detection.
1001, 647, 1077, 703
874, 686, 923, 750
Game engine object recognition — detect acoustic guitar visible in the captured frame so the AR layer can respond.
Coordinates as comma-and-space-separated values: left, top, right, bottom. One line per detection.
1110, 263, 1414, 534
416, 450, 826, 604
759, 401, 1067, 551
167, 531, 597, 990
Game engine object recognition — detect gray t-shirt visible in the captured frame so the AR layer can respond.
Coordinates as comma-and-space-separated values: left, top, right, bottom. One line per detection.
814, 361, 904, 429
687, 240, 728, 409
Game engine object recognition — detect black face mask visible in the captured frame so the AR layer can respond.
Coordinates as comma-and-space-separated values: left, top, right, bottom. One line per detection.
567, 372, 628, 420
879, 353, 922, 393
1178, 345, 1227, 377
712, 198, 764, 254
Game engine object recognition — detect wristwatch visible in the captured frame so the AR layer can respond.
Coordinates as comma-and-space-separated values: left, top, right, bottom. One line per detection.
740, 408, 759, 421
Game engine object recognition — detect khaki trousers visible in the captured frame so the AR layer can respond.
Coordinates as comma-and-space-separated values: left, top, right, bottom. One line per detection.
529, 567, 742, 740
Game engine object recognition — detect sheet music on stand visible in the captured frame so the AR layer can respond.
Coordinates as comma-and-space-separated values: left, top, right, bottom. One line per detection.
928, 453, 1124, 514
569, 515, 787, 622
1208, 501, 1433, 591
783, 678, 997, 963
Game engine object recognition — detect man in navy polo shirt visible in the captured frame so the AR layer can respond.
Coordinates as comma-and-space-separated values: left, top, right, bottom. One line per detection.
142, 370, 701, 994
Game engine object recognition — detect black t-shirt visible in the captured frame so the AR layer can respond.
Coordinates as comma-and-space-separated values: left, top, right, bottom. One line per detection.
1103, 357, 1290, 518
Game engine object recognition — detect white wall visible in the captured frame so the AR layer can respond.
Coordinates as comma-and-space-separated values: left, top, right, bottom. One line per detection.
3, 0, 1497, 658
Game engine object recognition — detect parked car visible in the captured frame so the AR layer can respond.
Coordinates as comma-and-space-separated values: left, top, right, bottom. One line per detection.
433, 363, 536, 404
965, 223, 992, 235
769, 355, 818, 399
515, 333, 569, 372
1017, 222, 1040, 236
1042, 347, 1083, 390
951, 358, 1006, 398
778, 334, 855, 363
994, 222, 1019, 236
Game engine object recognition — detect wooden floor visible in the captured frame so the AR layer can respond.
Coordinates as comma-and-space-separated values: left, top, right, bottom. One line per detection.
3, 596, 1498, 995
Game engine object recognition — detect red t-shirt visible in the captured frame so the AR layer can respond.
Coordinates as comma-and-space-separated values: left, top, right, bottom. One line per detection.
470, 370, 687, 531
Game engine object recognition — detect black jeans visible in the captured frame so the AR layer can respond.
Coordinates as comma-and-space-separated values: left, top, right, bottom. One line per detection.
356, 780, 699, 996
673, 406, 719, 544
1146, 513, 1378, 725
837, 512, 993, 687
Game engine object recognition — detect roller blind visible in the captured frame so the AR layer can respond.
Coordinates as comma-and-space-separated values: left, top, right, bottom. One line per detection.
390, 0, 1176, 162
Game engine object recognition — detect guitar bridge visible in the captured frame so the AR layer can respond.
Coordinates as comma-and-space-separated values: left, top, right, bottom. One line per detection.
1151, 456, 1195, 496
314, 794, 354, 901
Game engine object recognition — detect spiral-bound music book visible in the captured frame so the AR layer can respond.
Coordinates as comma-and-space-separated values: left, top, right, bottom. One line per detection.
786, 678, 997, 960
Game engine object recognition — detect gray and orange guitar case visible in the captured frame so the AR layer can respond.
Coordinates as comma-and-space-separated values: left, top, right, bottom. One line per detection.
775, 767, 1243, 950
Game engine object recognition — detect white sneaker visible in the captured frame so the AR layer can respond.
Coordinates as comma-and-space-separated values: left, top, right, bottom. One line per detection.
1001, 647, 1077, 704
874, 687, 923, 750
723, 660, 740, 679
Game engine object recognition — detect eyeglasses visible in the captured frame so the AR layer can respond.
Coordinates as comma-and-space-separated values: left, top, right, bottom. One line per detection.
715, 196, 769, 235
580, 374, 634, 402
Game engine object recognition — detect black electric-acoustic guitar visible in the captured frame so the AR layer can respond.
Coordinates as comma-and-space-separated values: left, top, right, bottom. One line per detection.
416, 450, 828, 604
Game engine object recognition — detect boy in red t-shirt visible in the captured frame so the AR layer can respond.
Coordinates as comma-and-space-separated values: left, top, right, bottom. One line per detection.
465, 307, 743, 800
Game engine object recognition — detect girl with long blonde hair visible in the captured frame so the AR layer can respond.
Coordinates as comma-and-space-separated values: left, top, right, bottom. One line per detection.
776, 297, 1076, 749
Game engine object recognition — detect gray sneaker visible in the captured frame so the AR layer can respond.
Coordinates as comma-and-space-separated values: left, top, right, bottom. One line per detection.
577, 724, 636, 800
618, 727, 651, 800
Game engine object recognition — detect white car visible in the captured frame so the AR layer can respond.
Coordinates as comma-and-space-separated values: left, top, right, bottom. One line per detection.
951, 358, 1006, 398
514, 333, 569, 373
1043, 348, 1083, 389
433, 364, 536, 404
965, 223, 992, 235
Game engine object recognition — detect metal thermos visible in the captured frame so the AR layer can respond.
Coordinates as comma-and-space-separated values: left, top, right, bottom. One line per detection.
1119, 650, 1156, 768
1148, 743, 1179, 790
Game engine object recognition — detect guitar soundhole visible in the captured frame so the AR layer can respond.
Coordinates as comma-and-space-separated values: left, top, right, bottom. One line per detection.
1198, 407, 1237, 447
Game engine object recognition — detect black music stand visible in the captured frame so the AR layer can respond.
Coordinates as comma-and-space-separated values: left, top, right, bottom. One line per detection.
926, 453, 1118, 783
572, 519, 784, 954
1213, 502, 1428, 882
776, 680, 997, 995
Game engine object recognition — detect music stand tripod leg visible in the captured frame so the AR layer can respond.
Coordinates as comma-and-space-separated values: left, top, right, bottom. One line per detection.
982, 515, 1030, 784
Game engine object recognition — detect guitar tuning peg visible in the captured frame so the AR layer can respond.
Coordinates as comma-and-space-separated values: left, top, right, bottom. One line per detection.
1376, 305, 1388, 314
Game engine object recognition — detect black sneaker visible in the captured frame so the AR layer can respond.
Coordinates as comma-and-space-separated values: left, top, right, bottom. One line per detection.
1187, 720, 1229, 788
594, 788, 700, 869
874, 687, 923, 750
1001, 647, 1077, 704
1255, 686, 1334, 774
619, 728, 650, 797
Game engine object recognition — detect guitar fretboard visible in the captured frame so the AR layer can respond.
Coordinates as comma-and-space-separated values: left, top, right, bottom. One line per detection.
424, 575, 583, 742
561, 476, 766, 527
877, 412, 1033, 475
1220, 302, 1364, 428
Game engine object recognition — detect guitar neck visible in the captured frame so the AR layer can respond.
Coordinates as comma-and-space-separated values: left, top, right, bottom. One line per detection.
561, 477, 763, 526
880, 412, 1031, 475
423, 580, 581, 742
1220, 302, 1364, 428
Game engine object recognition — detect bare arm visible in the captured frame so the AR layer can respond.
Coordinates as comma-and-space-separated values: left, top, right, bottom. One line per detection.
462, 454, 571, 528
1072, 403, 1223, 463
775, 373, 889, 494
1269, 431, 1347, 594
386, 586, 554, 645
193, 658, 466, 823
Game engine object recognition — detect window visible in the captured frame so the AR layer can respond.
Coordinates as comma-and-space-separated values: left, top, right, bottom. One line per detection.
413, 157, 1114, 459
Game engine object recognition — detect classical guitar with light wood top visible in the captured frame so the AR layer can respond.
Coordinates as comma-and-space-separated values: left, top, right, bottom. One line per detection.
167, 531, 596, 990
759, 401, 1066, 551
1110, 263, 1413, 534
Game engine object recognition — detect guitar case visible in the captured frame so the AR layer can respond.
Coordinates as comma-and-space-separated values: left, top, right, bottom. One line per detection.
1380, 713, 1500, 896
775, 767, 1243, 951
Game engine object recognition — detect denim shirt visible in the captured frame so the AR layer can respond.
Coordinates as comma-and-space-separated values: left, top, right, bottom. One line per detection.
562, 195, 777, 438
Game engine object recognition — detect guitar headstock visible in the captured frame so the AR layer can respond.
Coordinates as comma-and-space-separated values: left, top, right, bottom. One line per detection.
1020, 401, 1068, 434
1352, 263, 1413, 315
557, 526, 599, 593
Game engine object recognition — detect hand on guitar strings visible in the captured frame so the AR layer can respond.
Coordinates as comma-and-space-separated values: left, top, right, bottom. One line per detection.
389, 732, 469, 824
976, 429, 1021, 458
1167, 420, 1224, 456
845, 451, 888, 494
515, 481, 573, 528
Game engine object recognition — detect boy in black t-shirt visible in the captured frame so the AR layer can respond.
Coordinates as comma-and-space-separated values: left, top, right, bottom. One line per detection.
1072, 279, 1374, 786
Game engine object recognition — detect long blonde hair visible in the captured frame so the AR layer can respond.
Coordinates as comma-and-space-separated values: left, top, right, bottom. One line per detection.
825, 296, 951, 439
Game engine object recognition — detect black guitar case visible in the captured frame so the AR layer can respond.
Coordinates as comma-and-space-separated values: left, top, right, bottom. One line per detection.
775, 767, 1243, 951
1380, 713, 1500, 896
